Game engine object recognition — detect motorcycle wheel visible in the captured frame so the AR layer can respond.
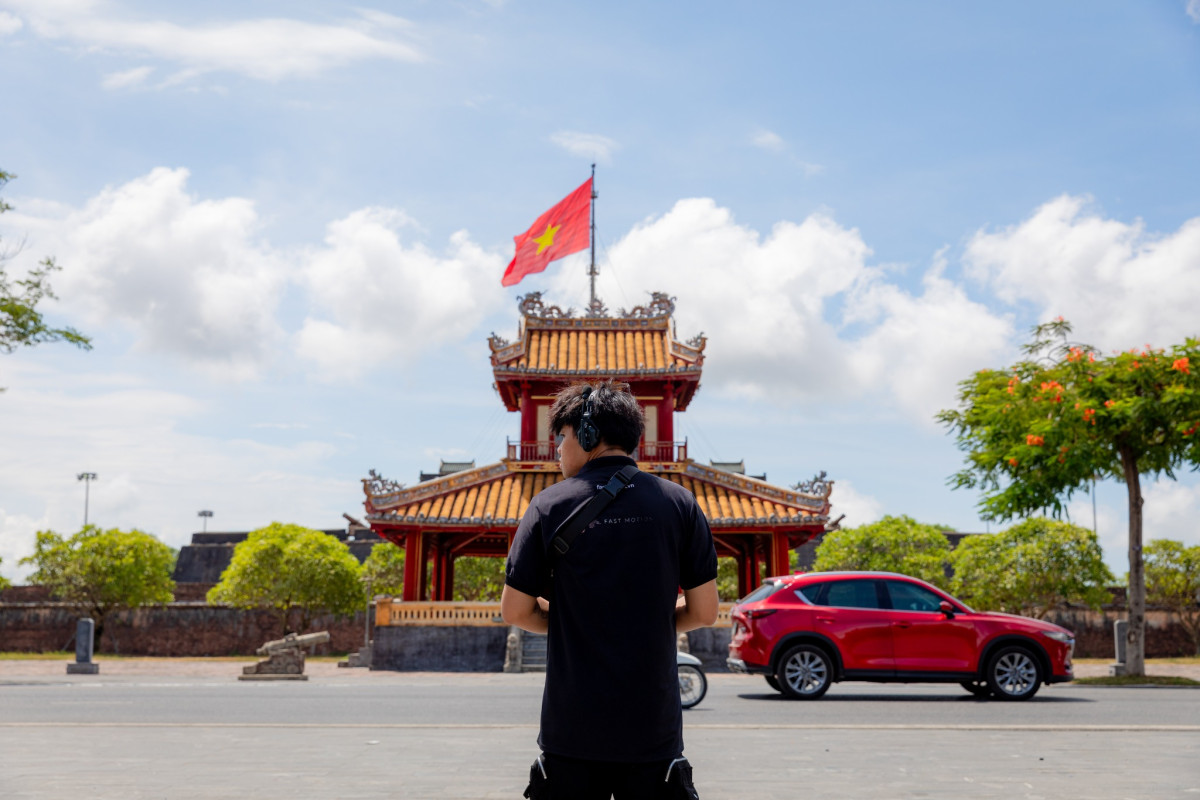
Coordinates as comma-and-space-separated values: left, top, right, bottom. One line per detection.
679, 664, 707, 709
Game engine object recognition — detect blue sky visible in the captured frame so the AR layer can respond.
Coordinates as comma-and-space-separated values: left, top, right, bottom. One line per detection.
2, 0, 1200, 581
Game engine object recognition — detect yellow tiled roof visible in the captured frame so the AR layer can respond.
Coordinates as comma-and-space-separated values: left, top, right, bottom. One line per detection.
510, 328, 686, 372
365, 461, 830, 529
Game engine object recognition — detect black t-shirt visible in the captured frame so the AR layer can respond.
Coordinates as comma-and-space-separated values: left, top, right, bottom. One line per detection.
504, 455, 718, 762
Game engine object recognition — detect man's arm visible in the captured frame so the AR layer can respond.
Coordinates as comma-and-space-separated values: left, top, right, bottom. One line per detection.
501, 584, 550, 634
675, 578, 719, 633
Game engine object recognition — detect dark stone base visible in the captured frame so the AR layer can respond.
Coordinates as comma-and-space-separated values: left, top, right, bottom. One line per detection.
372, 626, 507, 671
66, 662, 100, 674
686, 627, 732, 672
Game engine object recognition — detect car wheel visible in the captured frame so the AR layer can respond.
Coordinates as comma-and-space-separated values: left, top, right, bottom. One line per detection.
985, 645, 1042, 701
775, 644, 832, 700
959, 680, 991, 698
765, 675, 782, 693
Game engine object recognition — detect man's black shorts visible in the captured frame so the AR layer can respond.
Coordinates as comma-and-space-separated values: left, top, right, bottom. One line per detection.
526, 752, 699, 800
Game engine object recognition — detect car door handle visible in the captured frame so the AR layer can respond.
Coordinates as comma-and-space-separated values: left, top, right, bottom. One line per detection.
815, 615, 834, 623
892, 622, 911, 628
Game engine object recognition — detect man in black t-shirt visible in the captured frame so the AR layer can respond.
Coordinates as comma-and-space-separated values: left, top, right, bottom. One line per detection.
502, 381, 719, 800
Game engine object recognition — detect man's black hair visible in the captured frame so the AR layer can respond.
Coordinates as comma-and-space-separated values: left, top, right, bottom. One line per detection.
550, 381, 645, 454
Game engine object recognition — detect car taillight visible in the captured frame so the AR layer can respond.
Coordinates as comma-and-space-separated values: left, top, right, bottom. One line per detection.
746, 609, 777, 619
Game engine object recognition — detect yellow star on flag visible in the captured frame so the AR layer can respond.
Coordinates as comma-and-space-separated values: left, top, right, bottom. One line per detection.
532, 223, 560, 254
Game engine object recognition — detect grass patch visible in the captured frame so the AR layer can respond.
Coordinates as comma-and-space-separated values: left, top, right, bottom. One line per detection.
1074, 675, 1199, 687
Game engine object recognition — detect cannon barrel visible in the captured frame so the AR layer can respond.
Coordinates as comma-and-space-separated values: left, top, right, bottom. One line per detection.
256, 631, 331, 656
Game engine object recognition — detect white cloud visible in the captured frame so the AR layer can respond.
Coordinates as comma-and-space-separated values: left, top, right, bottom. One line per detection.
570, 198, 870, 401
101, 65, 153, 89
749, 128, 823, 175
0, 1, 422, 83
7, 167, 287, 379
0, 362, 353, 582
828, 479, 885, 529
1188, 0, 1200, 23
549, 131, 619, 164
751, 129, 786, 153
846, 255, 1015, 421
550, 197, 1010, 424
0, 10, 22, 34
295, 210, 508, 381
964, 195, 1200, 349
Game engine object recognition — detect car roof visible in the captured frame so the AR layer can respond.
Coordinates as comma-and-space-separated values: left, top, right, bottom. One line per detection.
766, 571, 927, 583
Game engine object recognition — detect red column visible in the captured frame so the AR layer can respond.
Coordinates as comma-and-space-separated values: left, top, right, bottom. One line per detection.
429, 540, 443, 601
519, 383, 535, 446
443, 554, 456, 602
402, 531, 426, 602
660, 382, 675, 445
770, 531, 792, 577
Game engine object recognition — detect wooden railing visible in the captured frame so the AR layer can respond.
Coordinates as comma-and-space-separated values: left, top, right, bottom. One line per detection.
506, 439, 688, 463
376, 599, 736, 628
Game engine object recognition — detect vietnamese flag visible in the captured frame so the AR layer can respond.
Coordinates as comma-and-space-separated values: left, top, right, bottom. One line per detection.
501, 177, 592, 287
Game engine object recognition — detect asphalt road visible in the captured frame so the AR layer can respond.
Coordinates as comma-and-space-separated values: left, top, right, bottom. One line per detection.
2, 670, 1198, 799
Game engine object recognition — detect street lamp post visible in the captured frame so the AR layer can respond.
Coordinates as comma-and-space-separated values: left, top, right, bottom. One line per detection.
197, 510, 213, 533
76, 473, 98, 527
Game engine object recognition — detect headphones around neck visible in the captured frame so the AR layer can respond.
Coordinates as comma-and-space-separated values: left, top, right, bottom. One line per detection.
576, 387, 600, 452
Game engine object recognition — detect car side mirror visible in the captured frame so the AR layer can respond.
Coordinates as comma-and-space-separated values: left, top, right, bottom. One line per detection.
939, 600, 956, 618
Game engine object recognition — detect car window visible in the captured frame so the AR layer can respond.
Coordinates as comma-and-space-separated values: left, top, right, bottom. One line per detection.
885, 580, 944, 613
820, 579, 881, 609
793, 582, 826, 605
739, 581, 781, 604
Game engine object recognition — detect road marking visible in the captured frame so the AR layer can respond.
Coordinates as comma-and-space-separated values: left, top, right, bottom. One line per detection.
1, 722, 1198, 732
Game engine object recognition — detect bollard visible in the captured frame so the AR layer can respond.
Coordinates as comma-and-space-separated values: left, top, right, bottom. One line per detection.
66, 618, 100, 675
1108, 618, 1129, 677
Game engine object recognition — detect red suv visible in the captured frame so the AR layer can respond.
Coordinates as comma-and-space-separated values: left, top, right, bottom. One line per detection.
727, 571, 1074, 701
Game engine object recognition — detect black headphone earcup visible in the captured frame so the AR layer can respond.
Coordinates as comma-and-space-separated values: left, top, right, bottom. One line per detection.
578, 388, 599, 451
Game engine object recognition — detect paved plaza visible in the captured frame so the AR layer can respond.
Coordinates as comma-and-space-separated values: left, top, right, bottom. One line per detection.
1, 659, 1198, 799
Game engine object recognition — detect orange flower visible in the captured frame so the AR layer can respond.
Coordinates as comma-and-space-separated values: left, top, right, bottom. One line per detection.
1088, 352, 1096, 363
1026, 434, 1044, 446
1173, 357, 1190, 375
1082, 408, 1096, 424
1104, 400, 1115, 408
1067, 347, 1083, 363
1008, 457, 1019, 467
1184, 425, 1198, 437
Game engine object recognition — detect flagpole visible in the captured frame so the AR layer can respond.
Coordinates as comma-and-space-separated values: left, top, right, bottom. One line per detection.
589, 162, 597, 311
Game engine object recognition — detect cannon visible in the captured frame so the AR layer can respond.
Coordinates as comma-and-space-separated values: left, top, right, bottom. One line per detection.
239, 630, 331, 681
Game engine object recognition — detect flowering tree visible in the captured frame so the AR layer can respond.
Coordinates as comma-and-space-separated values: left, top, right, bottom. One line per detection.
937, 320, 1200, 676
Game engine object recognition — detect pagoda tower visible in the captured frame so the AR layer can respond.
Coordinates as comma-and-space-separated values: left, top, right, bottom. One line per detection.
362, 291, 833, 602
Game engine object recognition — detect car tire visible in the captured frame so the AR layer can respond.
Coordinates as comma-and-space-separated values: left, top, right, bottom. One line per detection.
775, 644, 833, 700
959, 680, 992, 698
765, 675, 782, 693
985, 645, 1043, 701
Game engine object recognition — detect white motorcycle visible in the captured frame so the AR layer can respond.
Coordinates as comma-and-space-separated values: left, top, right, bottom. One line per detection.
677, 652, 708, 709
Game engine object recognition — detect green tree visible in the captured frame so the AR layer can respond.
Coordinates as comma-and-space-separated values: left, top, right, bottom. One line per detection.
361, 543, 406, 597
20, 526, 175, 650
1144, 539, 1200, 655
0, 170, 91, 367
937, 319, 1200, 675
0, 556, 11, 591
716, 557, 740, 601
950, 518, 1113, 619
453, 556, 505, 602
813, 515, 953, 589
208, 522, 365, 634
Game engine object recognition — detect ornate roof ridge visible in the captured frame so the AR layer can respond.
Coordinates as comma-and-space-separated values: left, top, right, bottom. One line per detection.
678, 461, 832, 512
364, 461, 511, 510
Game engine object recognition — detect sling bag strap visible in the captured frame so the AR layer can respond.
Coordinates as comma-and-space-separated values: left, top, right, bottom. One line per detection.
549, 464, 640, 561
